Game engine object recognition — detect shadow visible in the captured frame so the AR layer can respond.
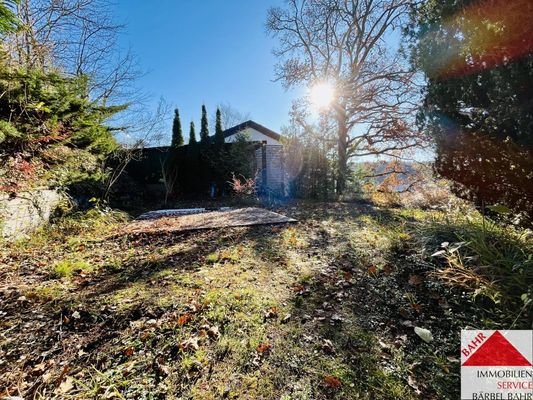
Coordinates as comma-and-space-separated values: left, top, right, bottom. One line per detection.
10, 201, 525, 399
254, 202, 462, 399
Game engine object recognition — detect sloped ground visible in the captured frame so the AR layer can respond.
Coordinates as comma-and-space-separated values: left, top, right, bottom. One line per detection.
0, 203, 529, 399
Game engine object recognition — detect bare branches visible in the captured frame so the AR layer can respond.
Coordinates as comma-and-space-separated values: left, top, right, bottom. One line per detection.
5, 0, 141, 107
267, 0, 429, 193
213, 103, 251, 130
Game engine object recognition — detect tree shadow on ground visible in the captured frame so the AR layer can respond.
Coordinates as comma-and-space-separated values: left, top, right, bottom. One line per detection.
260, 204, 462, 399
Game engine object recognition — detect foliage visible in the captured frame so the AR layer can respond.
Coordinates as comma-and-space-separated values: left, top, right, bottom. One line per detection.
157, 131, 257, 198
192, 133, 256, 197
409, 0, 533, 219
0, 63, 123, 194
0, 0, 19, 33
284, 135, 335, 200
171, 108, 184, 148
223, 132, 255, 180
199, 104, 209, 144
229, 173, 256, 199
3, 0, 139, 106
188, 121, 197, 145
214, 107, 224, 146
425, 213, 532, 319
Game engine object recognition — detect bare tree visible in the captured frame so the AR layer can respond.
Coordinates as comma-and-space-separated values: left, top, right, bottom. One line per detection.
6, 0, 164, 146
102, 97, 172, 201
213, 102, 252, 130
160, 156, 178, 206
6, 0, 140, 105
267, 0, 428, 194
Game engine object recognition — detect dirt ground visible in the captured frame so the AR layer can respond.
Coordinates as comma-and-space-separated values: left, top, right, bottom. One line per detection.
0, 202, 527, 399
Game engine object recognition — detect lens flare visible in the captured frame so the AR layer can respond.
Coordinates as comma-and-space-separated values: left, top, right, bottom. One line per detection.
422, 0, 533, 78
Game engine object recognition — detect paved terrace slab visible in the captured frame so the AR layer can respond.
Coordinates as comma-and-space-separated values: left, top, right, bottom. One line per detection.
120, 207, 297, 235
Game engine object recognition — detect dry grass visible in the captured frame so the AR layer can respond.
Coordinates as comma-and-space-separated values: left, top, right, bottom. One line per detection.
1, 203, 529, 399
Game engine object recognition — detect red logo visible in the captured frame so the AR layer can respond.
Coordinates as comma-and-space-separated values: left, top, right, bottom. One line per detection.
462, 331, 532, 367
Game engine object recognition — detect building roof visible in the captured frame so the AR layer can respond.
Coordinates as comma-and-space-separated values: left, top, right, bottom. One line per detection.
140, 120, 283, 150
223, 120, 282, 142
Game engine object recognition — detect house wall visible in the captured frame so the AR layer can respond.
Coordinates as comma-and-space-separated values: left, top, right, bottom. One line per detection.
225, 127, 280, 145
255, 145, 284, 193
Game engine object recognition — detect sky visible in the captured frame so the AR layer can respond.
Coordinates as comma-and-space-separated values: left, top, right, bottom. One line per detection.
115, 0, 300, 145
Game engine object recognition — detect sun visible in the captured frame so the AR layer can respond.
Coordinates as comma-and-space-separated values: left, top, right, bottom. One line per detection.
309, 81, 335, 110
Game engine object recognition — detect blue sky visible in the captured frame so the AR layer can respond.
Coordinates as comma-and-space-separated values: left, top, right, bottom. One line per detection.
115, 1, 300, 144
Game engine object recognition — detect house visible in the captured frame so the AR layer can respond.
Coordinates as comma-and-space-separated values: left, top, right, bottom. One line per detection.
222, 121, 285, 192
125, 120, 286, 196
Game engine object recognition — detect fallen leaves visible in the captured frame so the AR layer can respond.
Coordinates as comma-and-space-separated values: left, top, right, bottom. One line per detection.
414, 327, 433, 343
123, 347, 135, 357
180, 336, 200, 352
0, 203, 491, 400
292, 283, 310, 296
256, 342, 272, 354
206, 325, 220, 340
154, 355, 171, 376
382, 265, 394, 275
281, 313, 291, 324
321, 339, 335, 355
55, 376, 74, 394
407, 375, 422, 395
324, 374, 342, 389
408, 274, 424, 286
367, 265, 378, 276
177, 313, 192, 327
198, 323, 221, 340
330, 314, 343, 324
263, 307, 279, 320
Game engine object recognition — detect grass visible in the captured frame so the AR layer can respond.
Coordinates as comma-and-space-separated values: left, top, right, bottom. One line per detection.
0, 202, 530, 399
417, 212, 533, 316
53, 259, 94, 277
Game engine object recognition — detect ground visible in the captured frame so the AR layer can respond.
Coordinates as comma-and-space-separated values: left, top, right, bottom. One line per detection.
0, 202, 530, 399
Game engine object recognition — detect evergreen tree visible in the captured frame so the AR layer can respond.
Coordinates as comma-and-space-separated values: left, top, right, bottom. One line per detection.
171, 108, 183, 148
188, 121, 197, 145
214, 107, 224, 146
200, 104, 209, 143
410, 0, 533, 218
0, 0, 19, 34
0, 60, 124, 195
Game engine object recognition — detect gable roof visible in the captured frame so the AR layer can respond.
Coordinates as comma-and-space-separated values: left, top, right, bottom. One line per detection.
223, 120, 282, 142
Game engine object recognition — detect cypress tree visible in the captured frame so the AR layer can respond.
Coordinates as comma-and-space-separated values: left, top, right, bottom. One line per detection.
214, 107, 224, 146
171, 108, 184, 147
200, 104, 209, 143
189, 121, 197, 145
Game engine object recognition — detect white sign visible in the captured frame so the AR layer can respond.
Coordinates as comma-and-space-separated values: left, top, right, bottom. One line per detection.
461, 330, 533, 400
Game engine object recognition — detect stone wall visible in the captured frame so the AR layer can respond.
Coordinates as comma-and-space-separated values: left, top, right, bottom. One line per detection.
0, 190, 64, 240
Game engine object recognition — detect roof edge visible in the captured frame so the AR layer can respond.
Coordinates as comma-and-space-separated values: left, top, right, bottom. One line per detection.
223, 120, 283, 141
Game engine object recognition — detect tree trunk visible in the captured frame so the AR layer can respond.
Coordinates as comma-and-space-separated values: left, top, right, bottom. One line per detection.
336, 108, 348, 196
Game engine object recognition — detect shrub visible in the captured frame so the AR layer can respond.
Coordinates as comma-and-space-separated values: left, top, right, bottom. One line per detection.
229, 173, 257, 199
